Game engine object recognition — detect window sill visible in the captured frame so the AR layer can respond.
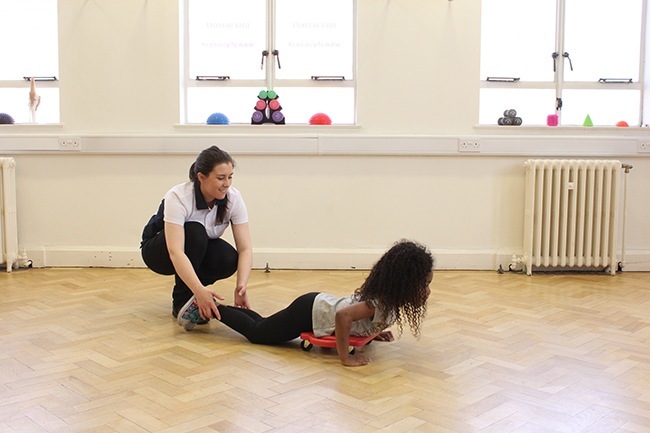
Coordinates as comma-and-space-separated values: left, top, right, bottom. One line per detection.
0, 129, 648, 157
0, 123, 63, 130
475, 125, 648, 134
174, 123, 362, 133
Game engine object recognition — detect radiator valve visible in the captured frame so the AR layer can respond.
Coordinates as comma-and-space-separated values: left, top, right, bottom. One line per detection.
17, 248, 32, 269
509, 254, 524, 272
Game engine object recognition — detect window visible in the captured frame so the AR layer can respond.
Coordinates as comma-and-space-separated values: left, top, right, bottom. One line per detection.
0, 0, 59, 124
181, 0, 356, 125
479, 0, 646, 127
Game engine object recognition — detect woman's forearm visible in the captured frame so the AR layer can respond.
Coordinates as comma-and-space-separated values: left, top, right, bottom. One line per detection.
235, 247, 253, 291
169, 250, 204, 294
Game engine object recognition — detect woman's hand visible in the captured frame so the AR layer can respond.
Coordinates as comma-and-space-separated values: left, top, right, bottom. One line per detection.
234, 285, 250, 309
231, 222, 253, 309
195, 287, 225, 320
342, 353, 371, 367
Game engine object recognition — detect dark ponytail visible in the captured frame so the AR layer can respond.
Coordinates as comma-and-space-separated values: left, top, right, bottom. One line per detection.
189, 162, 198, 182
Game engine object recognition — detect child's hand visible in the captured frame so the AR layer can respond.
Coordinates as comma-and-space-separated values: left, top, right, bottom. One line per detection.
373, 331, 394, 342
342, 353, 371, 367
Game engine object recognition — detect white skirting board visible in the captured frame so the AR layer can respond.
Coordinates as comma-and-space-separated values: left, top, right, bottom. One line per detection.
19, 246, 650, 272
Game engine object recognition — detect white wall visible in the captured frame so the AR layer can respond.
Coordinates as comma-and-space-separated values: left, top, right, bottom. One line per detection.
1, 0, 649, 271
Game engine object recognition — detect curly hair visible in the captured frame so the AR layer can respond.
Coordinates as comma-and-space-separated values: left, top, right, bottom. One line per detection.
354, 239, 434, 338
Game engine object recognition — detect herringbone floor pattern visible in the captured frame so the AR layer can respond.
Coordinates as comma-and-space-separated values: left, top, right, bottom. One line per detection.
1, 268, 649, 432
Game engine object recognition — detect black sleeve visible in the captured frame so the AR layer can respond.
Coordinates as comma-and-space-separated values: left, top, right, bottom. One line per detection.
141, 199, 165, 243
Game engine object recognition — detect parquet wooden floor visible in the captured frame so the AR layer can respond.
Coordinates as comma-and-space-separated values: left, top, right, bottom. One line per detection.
1, 268, 650, 433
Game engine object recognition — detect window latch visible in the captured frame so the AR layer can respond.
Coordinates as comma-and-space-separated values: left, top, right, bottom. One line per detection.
311, 76, 346, 81
272, 49, 281, 69
261, 50, 269, 70
196, 76, 230, 81
23, 76, 58, 81
598, 78, 633, 84
556, 97, 563, 111
562, 52, 573, 71
486, 77, 520, 82
552, 52, 559, 72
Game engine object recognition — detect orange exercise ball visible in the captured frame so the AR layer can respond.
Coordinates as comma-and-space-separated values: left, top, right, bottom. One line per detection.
309, 113, 332, 125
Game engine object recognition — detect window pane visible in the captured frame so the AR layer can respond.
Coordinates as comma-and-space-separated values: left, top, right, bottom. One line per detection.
275, 0, 354, 79
187, 87, 266, 124
188, 0, 266, 79
480, 0, 556, 81
561, 89, 640, 126
0, 88, 60, 124
479, 88, 556, 125
0, 0, 58, 79
564, 0, 642, 82
187, 86, 354, 124
183, 0, 357, 125
273, 87, 354, 124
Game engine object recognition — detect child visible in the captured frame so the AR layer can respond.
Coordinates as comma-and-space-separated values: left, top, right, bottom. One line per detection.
178, 239, 434, 367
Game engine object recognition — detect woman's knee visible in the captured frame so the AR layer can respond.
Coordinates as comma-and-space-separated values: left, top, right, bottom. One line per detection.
183, 222, 209, 261
220, 244, 238, 272
205, 238, 238, 275
184, 222, 208, 245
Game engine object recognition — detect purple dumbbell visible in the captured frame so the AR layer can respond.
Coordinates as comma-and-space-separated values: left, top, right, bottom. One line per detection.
271, 110, 284, 124
252, 111, 265, 124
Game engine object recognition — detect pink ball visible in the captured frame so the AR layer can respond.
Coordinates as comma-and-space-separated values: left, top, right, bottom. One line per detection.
309, 113, 332, 125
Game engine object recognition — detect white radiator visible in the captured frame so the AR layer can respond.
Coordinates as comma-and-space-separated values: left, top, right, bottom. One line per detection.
523, 159, 622, 275
0, 157, 18, 272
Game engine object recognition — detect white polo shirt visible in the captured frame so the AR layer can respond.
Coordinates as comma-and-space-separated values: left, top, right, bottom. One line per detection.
163, 181, 248, 239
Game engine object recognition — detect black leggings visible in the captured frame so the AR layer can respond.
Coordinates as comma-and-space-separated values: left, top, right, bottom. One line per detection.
217, 292, 319, 345
141, 221, 238, 311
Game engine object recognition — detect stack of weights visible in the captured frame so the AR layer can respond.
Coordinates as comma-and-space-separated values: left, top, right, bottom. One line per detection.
251, 90, 286, 125
498, 109, 522, 126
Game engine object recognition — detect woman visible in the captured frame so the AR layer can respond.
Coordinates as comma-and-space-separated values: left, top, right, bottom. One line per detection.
178, 240, 433, 367
141, 145, 253, 322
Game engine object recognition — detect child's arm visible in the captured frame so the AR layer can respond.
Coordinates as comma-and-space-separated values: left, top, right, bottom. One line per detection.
334, 302, 376, 367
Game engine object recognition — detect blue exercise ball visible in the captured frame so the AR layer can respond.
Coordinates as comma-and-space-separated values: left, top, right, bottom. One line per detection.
0, 113, 15, 124
206, 112, 230, 125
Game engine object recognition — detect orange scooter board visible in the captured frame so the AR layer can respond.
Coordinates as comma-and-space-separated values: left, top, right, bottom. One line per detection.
299, 332, 377, 353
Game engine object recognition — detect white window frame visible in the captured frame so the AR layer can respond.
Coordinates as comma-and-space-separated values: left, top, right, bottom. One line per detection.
479, 0, 648, 127
179, 0, 358, 125
0, 0, 59, 124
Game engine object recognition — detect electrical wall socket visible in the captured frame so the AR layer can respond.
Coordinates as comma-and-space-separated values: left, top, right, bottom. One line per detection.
458, 138, 481, 152
58, 137, 81, 151
638, 141, 650, 153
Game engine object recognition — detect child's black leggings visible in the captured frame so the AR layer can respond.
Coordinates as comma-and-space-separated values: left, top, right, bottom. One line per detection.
217, 292, 319, 345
